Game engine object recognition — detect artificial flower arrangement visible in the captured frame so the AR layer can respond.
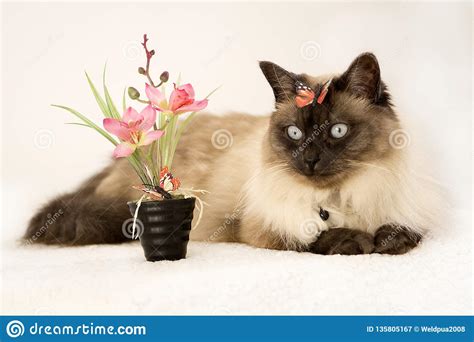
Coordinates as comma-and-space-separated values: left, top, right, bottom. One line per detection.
55, 35, 213, 261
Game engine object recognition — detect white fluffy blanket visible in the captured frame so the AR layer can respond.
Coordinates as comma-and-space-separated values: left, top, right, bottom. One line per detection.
1, 210, 471, 315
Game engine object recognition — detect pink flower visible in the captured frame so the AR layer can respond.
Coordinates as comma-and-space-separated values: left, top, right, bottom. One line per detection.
103, 105, 164, 158
145, 83, 208, 115
144, 84, 168, 112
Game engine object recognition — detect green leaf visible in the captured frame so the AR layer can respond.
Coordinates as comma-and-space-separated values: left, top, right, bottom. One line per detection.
52, 104, 118, 146
122, 87, 127, 112
65, 122, 90, 127
176, 73, 182, 87
104, 85, 121, 119
102, 64, 121, 119
85, 71, 111, 118
204, 85, 221, 100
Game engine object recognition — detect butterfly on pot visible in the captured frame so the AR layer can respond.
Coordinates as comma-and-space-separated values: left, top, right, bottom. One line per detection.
159, 167, 181, 192
295, 79, 332, 108
132, 167, 180, 200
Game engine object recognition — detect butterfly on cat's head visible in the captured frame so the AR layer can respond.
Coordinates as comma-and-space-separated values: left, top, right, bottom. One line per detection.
294, 79, 332, 108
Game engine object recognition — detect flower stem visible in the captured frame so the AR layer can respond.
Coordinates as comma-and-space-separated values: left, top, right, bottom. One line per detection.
141, 34, 156, 87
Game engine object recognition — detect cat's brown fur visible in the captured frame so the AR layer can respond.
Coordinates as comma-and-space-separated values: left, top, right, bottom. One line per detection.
24, 53, 434, 255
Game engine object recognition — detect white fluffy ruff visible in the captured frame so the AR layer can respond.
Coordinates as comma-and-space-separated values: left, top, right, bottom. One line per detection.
241, 148, 443, 248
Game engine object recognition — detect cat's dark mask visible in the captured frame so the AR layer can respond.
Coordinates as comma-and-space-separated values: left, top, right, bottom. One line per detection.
259, 53, 400, 188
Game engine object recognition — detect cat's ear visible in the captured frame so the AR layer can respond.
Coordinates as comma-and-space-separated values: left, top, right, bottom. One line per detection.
259, 61, 297, 104
336, 52, 390, 105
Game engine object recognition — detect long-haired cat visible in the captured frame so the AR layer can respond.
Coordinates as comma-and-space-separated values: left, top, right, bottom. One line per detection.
24, 53, 440, 255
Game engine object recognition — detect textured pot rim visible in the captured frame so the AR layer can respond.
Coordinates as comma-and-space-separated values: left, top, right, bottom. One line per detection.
127, 197, 196, 206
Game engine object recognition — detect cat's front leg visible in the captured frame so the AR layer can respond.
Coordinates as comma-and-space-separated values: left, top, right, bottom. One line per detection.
309, 228, 375, 255
373, 224, 422, 255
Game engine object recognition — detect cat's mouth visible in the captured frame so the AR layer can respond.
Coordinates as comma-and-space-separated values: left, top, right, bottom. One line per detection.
295, 159, 335, 177
291, 159, 351, 187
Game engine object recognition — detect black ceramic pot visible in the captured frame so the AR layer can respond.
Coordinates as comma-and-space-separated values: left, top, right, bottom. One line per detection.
128, 197, 196, 262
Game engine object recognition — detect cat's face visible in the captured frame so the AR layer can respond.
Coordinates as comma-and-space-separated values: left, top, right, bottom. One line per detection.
260, 53, 400, 188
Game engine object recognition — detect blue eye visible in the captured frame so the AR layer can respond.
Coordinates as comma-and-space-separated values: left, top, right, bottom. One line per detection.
287, 125, 303, 140
330, 123, 348, 138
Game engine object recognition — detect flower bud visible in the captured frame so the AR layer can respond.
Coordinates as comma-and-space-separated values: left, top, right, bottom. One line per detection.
128, 87, 140, 100
138, 67, 146, 75
160, 71, 169, 83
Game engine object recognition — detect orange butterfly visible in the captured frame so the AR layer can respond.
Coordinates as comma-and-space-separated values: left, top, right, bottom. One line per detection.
295, 81, 315, 108
295, 79, 332, 108
159, 167, 181, 192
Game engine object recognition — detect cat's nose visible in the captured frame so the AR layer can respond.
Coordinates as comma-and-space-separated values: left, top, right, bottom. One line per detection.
303, 155, 320, 173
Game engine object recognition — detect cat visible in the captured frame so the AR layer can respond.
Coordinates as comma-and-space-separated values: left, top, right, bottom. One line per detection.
24, 52, 441, 255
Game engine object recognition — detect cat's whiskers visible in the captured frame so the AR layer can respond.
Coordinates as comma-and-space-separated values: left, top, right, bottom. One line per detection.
348, 159, 446, 188
342, 159, 393, 173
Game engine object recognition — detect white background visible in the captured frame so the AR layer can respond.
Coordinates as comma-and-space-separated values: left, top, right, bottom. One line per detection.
1, 2, 472, 242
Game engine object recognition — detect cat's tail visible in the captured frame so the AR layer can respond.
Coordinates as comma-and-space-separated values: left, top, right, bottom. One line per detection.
23, 165, 134, 246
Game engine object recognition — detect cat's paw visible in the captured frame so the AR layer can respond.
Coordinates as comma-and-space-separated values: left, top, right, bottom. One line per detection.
309, 228, 374, 255
374, 224, 422, 255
